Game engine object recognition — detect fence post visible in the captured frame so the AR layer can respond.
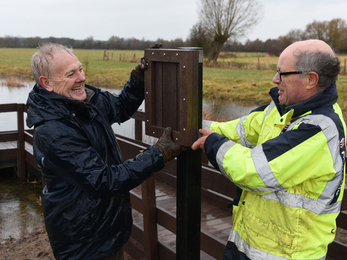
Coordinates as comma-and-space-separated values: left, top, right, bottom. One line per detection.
134, 113, 160, 260
144, 47, 203, 259
176, 49, 203, 259
17, 104, 26, 181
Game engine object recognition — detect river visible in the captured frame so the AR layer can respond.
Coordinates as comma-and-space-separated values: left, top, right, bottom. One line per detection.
0, 78, 257, 241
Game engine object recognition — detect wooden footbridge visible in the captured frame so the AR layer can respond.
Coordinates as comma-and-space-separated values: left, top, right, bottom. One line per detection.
0, 103, 346, 259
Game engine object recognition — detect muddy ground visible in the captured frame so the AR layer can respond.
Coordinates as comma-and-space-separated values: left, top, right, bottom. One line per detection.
0, 229, 134, 260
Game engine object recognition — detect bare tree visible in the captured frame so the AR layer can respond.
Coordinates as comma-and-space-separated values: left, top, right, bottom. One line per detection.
188, 22, 212, 56
199, 0, 263, 62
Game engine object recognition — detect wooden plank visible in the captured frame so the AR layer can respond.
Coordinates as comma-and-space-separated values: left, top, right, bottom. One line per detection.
341, 187, 347, 211
0, 148, 17, 160
0, 103, 17, 112
0, 141, 17, 150
200, 229, 226, 260
328, 240, 347, 259
336, 211, 347, 230
0, 132, 17, 142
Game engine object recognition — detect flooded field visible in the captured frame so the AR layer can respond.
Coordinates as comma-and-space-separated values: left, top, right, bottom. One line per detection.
0, 77, 256, 244
0, 168, 44, 240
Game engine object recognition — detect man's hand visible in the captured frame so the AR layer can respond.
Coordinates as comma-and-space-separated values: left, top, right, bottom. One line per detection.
155, 127, 187, 163
191, 128, 214, 151
131, 57, 147, 82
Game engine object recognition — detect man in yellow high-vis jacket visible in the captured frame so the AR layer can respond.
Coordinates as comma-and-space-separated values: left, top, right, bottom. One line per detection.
192, 39, 346, 259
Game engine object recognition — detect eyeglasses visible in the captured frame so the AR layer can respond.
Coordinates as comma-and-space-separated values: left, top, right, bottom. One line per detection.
276, 66, 303, 81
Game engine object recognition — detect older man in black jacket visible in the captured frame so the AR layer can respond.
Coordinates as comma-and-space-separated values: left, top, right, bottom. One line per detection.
26, 42, 183, 260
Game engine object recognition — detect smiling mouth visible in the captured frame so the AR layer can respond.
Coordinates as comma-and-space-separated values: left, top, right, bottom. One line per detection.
72, 85, 84, 93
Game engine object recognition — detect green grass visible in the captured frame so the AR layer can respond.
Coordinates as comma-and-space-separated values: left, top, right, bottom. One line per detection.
1, 48, 347, 120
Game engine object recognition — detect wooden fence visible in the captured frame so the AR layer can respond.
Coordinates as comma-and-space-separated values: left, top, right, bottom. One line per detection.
0, 103, 346, 259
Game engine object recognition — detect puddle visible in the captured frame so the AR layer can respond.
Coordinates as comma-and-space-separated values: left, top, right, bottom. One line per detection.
0, 168, 44, 240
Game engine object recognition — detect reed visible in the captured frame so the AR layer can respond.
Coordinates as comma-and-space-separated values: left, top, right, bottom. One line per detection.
1, 76, 25, 87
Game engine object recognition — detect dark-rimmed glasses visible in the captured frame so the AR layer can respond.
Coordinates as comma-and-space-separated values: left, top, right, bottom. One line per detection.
276, 66, 303, 81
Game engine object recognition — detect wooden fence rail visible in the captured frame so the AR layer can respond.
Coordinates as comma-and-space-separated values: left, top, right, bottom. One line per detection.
0, 103, 346, 259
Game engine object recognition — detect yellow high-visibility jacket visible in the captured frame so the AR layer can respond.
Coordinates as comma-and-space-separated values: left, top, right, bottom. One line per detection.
204, 84, 346, 259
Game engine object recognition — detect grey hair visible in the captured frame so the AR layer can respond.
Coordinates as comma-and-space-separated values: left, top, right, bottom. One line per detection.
31, 42, 74, 86
294, 50, 340, 91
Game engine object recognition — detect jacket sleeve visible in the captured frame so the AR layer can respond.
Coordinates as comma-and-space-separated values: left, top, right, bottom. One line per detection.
204, 117, 343, 196
99, 75, 144, 125
34, 122, 164, 197
207, 103, 271, 149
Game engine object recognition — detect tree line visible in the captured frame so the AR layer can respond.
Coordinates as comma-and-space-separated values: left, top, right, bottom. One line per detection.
1, 18, 347, 59
189, 18, 347, 58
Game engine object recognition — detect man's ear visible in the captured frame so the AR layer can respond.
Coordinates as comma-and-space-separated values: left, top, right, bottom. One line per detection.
39, 76, 53, 92
306, 72, 319, 91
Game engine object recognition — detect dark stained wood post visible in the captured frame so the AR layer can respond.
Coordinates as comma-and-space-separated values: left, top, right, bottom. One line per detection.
144, 48, 203, 259
134, 111, 160, 260
17, 103, 26, 181
176, 47, 203, 260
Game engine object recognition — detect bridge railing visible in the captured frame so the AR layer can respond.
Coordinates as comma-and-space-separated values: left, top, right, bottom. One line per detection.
0, 103, 346, 259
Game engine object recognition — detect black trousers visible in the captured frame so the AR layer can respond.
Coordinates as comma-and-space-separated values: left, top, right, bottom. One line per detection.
222, 241, 251, 260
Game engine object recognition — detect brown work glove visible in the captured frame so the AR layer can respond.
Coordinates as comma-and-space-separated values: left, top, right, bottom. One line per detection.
155, 127, 187, 163
131, 57, 147, 82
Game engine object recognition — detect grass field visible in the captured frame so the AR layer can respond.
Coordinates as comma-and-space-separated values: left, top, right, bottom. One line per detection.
1, 48, 347, 119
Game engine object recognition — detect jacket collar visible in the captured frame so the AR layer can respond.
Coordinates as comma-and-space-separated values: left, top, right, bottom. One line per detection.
269, 83, 338, 117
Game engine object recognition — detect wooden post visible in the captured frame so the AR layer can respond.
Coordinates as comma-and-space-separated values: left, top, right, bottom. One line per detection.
17, 104, 25, 181
144, 48, 203, 259
142, 176, 159, 260
176, 54, 203, 260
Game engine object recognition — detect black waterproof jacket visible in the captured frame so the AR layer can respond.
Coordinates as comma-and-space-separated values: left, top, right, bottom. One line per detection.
26, 75, 165, 260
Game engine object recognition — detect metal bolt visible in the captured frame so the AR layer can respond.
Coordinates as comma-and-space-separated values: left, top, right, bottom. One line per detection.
146, 120, 149, 122
163, 53, 166, 56
146, 92, 148, 95
176, 53, 179, 56
183, 128, 186, 131
153, 132, 155, 134
176, 138, 178, 141
152, 52, 154, 55
183, 66, 186, 69
183, 98, 186, 101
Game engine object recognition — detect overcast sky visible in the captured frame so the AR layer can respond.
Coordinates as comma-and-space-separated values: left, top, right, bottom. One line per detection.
2, 0, 347, 43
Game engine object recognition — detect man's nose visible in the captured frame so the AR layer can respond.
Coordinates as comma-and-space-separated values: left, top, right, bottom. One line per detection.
273, 72, 280, 84
77, 71, 86, 82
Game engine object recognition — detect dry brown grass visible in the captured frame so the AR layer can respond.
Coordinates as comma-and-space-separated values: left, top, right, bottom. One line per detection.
1, 76, 25, 87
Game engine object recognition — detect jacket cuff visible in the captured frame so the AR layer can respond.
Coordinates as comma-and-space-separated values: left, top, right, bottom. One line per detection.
205, 133, 229, 170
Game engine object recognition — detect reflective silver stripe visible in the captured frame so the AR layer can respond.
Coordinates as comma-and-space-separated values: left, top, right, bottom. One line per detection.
228, 229, 326, 260
216, 140, 236, 181
302, 114, 344, 209
263, 101, 276, 120
236, 116, 255, 148
251, 145, 284, 192
261, 191, 342, 215
203, 120, 213, 130
236, 102, 275, 148
254, 113, 343, 215
308, 115, 344, 201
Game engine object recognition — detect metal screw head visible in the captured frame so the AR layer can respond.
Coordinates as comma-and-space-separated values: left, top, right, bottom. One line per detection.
183, 66, 186, 69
